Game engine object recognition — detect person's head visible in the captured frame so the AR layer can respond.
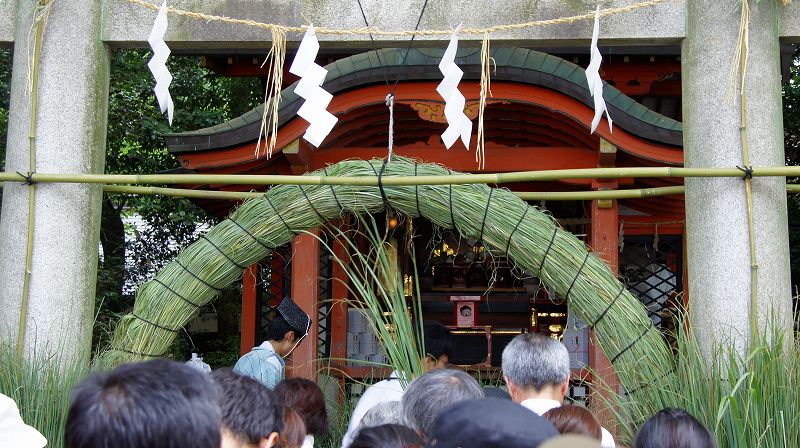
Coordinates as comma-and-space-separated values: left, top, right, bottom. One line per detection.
401, 368, 483, 439
422, 321, 454, 370
482, 386, 512, 400
350, 424, 424, 448
280, 408, 307, 448
65, 359, 221, 448
211, 369, 283, 448
633, 408, 716, 448
268, 298, 311, 358
274, 378, 329, 438
542, 405, 602, 440
360, 400, 403, 428
425, 398, 559, 448
501, 333, 570, 403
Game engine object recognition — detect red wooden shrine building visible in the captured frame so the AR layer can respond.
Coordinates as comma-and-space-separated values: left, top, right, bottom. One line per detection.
165, 47, 689, 404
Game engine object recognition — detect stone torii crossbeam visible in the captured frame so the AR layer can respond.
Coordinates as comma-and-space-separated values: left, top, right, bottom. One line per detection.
0, 0, 796, 367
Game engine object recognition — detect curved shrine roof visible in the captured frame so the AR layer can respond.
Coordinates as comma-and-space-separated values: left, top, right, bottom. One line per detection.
165, 47, 683, 156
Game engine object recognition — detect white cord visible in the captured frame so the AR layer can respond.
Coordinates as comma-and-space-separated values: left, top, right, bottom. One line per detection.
386, 93, 395, 162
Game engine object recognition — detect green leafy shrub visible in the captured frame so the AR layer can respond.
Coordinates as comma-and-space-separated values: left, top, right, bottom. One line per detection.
606, 318, 800, 447
0, 345, 88, 448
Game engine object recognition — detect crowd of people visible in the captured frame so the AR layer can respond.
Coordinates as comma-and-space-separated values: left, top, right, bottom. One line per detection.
3, 298, 717, 448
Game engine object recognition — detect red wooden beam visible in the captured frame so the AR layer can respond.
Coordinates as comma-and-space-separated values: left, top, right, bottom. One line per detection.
287, 229, 321, 380
618, 216, 685, 236
326, 108, 597, 149
241, 264, 258, 355
175, 82, 683, 172
324, 102, 597, 149
311, 146, 596, 174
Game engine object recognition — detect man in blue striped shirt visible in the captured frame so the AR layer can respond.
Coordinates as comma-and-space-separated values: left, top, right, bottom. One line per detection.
234, 297, 311, 389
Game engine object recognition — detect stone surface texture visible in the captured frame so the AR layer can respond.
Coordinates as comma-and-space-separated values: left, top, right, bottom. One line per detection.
1, 1, 799, 46
0, 0, 109, 364
102, 0, 685, 48
683, 0, 791, 355
0, 0, 15, 44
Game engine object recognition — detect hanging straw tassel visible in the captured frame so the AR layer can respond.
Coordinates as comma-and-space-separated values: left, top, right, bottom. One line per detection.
726, 0, 749, 104
476, 32, 494, 170
255, 27, 287, 159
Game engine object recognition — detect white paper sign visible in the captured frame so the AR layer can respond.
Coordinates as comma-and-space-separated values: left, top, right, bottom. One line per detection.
586, 6, 613, 134
289, 26, 338, 147
147, 1, 174, 125
436, 25, 472, 149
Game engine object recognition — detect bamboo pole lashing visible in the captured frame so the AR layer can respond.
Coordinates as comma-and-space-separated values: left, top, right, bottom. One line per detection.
16, 5, 49, 362
735, 0, 760, 344
3, 166, 800, 187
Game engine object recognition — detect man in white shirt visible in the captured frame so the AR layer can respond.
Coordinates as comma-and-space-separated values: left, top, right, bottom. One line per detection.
501, 333, 616, 448
340, 321, 453, 447
0, 393, 47, 448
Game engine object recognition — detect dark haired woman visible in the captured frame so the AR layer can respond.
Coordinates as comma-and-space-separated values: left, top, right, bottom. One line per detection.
275, 378, 329, 448
633, 408, 717, 448
349, 424, 423, 448
280, 408, 306, 448
543, 404, 602, 440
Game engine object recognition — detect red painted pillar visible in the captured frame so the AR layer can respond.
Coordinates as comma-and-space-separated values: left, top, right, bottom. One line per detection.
590, 140, 622, 433
589, 196, 622, 408
241, 264, 258, 355
271, 253, 286, 306
287, 228, 320, 380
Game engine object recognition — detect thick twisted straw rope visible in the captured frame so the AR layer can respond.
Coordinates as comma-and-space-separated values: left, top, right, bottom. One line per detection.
122, 0, 672, 36
97, 158, 675, 406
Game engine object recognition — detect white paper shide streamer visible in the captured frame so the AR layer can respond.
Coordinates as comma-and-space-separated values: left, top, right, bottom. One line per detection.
586, 6, 612, 134
437, 25, 472, 149
289, 26, 338, 147
147, 1, 174, 125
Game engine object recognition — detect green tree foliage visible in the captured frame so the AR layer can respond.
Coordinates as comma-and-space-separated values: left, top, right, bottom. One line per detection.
0, 49, 9, 162
784, 49, 800, 166
783, 48, 800, 293
0, 48, 12, 214
96, 49, 260, 352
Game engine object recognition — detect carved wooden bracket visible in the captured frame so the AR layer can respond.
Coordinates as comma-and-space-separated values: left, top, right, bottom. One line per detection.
404, 100, 508, 124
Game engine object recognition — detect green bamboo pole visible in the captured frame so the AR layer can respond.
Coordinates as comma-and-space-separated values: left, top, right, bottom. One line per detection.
736, 8, 760, 345
5, 166, 800, 187
7, 181, 800, 201
516, 186, 686, 200
108, 184, 689, 201
0, 183, 687, 200
16, 10, 47, 362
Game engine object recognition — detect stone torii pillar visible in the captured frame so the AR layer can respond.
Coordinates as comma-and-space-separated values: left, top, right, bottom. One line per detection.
0, 1, 109, 364
682, 1, 792, 355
